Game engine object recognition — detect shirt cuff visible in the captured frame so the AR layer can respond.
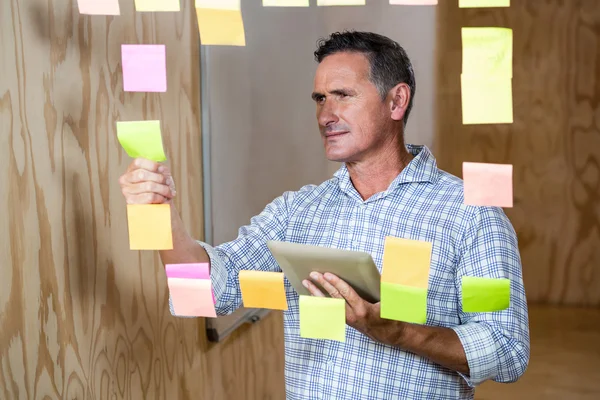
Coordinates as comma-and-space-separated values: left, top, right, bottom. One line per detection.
451, 321, 499, 387
196, 241, 229, 311
167, 241, 229, 317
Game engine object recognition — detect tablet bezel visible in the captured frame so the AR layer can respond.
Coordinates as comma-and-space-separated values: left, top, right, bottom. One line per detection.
266, 240, 381, 303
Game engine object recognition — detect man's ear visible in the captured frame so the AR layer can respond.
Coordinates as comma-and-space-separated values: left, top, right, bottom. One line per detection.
389, 83, 410, 122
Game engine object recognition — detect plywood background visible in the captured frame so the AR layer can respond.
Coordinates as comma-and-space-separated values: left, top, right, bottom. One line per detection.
0, 0, 285, 399
435, 0, 600, 306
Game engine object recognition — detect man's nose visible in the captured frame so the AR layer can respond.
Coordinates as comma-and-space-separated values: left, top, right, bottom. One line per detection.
318, 101, 339, 127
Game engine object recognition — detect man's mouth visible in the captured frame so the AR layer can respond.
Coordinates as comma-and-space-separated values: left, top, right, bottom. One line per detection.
325, 131, 349, 137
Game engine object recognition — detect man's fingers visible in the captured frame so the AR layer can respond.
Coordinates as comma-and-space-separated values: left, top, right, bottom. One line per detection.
125, 192, 169, 205
126, 169, 167, 185
122, 181, 173, 199
302, 279, 326, 297
126, 158, 162, 173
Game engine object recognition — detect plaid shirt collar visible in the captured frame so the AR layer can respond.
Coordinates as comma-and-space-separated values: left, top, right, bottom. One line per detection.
333, 144, 439, 202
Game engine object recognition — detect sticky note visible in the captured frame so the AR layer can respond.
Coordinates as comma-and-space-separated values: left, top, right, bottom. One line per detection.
380, 282, 427, 324
461, 75, 513, 124
463, 162, 513, 207
121, 44, 167, 92
299, 296, 345, 342
381, 236, 432, 289
462, 27, 512, 78
126, 204, 173, 250
134, 0, 181, 12
263, 0, 309, 6
165, 263, 216, 304
390, 0, 437, 4
116, 120, 167, 162
168, 278, 217, 317
462, 276, 510, 312
166, 263, 210, 279
317, 0, 366, 6
239, 270, 288, 310
459, 0, 509, 8
78, 0, 120, 15
195, 0, 246, 46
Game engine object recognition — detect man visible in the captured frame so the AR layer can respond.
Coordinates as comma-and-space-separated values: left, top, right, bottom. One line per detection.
119, 31, 529, 399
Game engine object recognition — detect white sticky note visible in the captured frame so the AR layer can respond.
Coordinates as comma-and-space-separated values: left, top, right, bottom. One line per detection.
390, 0, 438, 4
459, 0, 510, 8
196, 0, 240, 10
263, 0, 309, 6
317, 0, 366, 6
135, 0, 181, 12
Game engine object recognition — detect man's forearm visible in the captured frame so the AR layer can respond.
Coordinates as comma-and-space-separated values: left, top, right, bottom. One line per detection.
158, 203, 210, 266
368, 320, 470, 375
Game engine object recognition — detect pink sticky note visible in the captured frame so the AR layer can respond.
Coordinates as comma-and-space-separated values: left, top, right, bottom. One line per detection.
78, 0, 120, 15
389, 0, 437, 4
166, 263, 210, 279
165, 263, 216, 304
463, 162, 513, 207
121, 44, 167, 92
168, 278, 217, 317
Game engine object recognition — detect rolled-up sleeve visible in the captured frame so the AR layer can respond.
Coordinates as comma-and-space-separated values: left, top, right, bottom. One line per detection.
451, 206, 530, 387
169, 186, 313, 318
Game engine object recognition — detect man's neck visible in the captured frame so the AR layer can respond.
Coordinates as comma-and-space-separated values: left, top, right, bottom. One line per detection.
346, 144, 414, 201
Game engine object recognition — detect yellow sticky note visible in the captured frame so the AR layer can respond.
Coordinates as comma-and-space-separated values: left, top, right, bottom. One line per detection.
381, 237, 432, 289
116, 120, 167, 162
195, 0, 246, 46
317, 0, 365, 6
459, 0, 509, 8
126, 204, 173, 250
461, 75, 513, 124
239, 270, 288, 310
462, 27, 512, 77
134, 0, 180, 11
380, 282, 427, 324
263, 0, 309, 6
299, 296, 345, 342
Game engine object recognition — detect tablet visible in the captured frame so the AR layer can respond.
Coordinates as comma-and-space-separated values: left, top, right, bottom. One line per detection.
266, 240, 381, 303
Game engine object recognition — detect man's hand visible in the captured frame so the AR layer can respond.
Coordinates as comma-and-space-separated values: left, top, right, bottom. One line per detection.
302, 272, 405, 344
303, 272, 470, 375
119, 158, 176, 204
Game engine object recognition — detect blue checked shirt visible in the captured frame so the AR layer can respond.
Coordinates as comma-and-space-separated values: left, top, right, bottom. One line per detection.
170, 144, 530, 399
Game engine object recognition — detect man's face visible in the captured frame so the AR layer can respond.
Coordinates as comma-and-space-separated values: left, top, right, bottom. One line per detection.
312, 52, 393, 163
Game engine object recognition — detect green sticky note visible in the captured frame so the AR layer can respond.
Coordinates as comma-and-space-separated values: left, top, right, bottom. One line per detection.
461, 27, 512, 78
380, 282, 427, 324
116, 120, 167, 162
459, 0, 509, 8
462, 276, 510, 312
299, 295, 345, 342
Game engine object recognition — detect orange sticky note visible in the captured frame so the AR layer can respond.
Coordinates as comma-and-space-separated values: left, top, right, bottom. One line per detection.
239, 270, 288, 310
168, 278, 217, 317
126, 204, 173, 250
381, 236, 432, 289
463, 162, 513, 207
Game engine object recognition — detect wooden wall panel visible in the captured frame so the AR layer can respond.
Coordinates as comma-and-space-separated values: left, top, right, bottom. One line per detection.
0, 0, 285, 399
435, 0, 600, 306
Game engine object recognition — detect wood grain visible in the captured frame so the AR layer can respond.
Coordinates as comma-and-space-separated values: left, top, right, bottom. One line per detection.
435, 0, 600, 305
476, 306, 600, 400
0, 0, 285, 399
